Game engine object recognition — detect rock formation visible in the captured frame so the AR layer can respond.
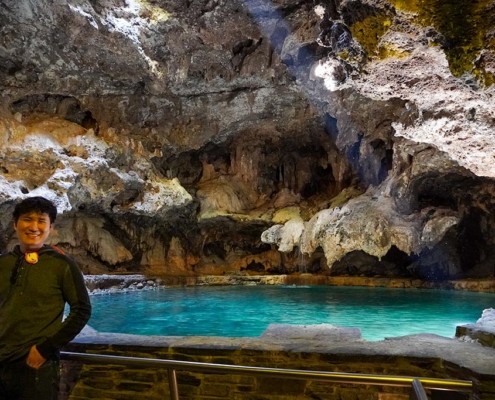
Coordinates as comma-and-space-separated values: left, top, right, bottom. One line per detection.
0, 0, 494, 281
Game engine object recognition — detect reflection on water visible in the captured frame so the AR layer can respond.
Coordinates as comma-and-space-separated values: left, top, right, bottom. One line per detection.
88, 285, 495, 341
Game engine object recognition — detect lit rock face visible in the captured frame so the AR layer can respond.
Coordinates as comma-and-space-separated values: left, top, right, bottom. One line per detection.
0, 0, 494, 280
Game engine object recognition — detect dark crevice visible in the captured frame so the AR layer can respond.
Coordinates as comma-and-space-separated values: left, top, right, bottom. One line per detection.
10, 94, 98, 131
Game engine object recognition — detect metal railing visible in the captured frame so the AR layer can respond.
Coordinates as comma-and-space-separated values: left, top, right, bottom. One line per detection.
61, 351, 472, 400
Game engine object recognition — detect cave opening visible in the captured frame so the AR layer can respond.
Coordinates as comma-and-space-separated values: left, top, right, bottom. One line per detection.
155, 150, 204, 186
413, 173, 476, 211
330, 246, 416, 278
456, 208, 489, 275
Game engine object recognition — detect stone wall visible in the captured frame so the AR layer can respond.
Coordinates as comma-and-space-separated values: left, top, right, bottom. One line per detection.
59, 333, 495, 400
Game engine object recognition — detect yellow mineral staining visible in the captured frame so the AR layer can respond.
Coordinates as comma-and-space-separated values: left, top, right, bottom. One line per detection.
475, 69, 494, 87
378, 43, 411, 59
349, 14, 393, 58
137, 0, 170, 24
25, 115, 85, 134
329, 187, 363, 209
387, 0, 494, 86
7, 114, 86, 146
150, 7, 170, 24
272, 207, 301, 224
336, 49, 349, 60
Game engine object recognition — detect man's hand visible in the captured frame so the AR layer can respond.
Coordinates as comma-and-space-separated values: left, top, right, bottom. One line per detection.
26, 345, 46, 369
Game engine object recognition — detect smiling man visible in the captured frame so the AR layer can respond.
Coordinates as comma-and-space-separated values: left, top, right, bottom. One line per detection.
0, 196, 91, 400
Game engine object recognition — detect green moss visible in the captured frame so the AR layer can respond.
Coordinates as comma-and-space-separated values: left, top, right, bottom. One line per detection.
389, 0, 422, 13
475, 70, 495, 86
389, 0, 495, 86
349, 15, 393, 57
426, 1, 484, 77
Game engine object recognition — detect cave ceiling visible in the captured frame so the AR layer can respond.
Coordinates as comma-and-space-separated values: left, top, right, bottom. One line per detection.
1, 0, 495, 279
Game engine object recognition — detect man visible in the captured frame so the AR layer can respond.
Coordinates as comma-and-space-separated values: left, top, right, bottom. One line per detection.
0, 196, 92, 399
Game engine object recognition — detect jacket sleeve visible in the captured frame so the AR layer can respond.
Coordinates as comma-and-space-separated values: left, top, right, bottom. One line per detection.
36, 257, 92, 358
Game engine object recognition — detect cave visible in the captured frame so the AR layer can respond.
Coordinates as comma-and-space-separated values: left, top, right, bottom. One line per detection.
1, 0, 495, 398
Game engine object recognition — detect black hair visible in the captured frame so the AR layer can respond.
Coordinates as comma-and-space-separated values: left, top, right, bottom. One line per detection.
13, 196, 57, 224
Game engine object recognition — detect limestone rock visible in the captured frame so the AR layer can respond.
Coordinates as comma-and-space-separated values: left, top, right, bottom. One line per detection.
477, 308, 495, 327
0, 0, 494, 280
456, 308, 495, 348
263, 187, 460, 268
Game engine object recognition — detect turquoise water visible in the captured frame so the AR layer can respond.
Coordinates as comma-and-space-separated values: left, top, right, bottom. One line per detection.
87, 285, 495, 341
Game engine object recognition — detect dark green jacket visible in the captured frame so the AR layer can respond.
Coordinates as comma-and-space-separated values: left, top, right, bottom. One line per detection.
0, 245, 91, 363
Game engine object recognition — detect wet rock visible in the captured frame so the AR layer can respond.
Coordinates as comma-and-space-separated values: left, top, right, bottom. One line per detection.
261, 323, 362, 341
456, 308, 495, 348
84, 274, 160, 294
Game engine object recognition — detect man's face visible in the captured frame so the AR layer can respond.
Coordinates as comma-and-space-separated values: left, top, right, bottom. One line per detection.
14, 212, 52, 252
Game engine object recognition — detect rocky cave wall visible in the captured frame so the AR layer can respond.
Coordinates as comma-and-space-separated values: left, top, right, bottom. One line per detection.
0, 0, 494, 280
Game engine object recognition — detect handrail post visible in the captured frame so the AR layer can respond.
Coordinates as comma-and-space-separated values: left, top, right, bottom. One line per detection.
167, 368, 180, 400
410, 378, 428, 400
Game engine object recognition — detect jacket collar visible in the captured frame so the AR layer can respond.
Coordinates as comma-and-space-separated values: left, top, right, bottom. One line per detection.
13, 244, 53, 256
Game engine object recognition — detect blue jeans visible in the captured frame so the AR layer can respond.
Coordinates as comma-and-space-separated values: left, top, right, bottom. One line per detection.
0, 358, 60, 400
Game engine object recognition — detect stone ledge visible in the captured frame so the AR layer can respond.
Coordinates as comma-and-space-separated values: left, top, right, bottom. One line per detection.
71, 331, 495, 376
260, 323, 362, 341
83, 274, 495, 293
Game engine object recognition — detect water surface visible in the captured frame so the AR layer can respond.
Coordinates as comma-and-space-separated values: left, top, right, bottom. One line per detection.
88, 285, 495, 341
